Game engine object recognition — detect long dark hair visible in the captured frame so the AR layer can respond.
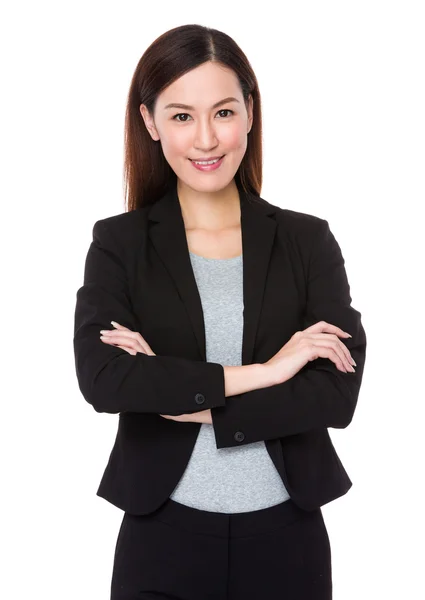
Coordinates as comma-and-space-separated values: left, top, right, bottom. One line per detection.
123, 24, 263, 212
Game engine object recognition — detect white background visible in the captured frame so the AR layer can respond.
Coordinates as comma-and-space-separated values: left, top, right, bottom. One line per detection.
1, 1, 424, 598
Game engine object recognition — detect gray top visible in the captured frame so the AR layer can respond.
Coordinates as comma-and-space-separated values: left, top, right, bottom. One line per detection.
169, 251, 291, 512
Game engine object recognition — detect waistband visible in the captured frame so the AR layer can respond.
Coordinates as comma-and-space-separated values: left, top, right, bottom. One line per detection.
142, 497, 317, 539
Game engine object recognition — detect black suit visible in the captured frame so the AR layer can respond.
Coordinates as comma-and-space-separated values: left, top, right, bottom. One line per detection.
73, 181, 367, 515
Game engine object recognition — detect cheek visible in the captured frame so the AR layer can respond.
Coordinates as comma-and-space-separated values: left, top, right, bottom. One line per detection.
161, 134, 187, 157
222, 127, 248, 152
156, 123, 190, 156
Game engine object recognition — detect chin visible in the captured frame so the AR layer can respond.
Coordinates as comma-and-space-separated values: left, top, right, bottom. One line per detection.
177, 176, 231, 194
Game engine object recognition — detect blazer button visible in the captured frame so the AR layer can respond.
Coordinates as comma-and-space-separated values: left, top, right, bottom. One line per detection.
234, 431, 245, 442
195, 393, 206, 405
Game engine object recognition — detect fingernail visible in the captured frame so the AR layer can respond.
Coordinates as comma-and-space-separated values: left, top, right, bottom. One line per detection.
345, 332, 352, 338
111, 321, 118, 326
100, 330, 111, 335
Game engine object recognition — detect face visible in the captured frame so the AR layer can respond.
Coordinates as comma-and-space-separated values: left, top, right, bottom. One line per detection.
140, 61, 253, 195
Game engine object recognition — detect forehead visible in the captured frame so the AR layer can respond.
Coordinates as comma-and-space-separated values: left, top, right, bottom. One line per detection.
157, 62, 241, 108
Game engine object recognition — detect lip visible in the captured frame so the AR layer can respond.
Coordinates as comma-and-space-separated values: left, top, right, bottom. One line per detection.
189, 155, 225, 172
189, 155, 224, 162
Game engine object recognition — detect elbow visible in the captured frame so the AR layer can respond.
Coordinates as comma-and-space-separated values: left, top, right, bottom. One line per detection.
74, 349, 134, 414
78, 381, 118, 414
87, 375, 124, 414
331, 408, 354, 429
335, 341, 366, 429
75, 367, 121, 415
330, 386, 358, 429
89, 395, 118, 415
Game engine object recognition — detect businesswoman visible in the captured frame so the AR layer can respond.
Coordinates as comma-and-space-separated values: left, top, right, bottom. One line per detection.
73, 24, 366, 600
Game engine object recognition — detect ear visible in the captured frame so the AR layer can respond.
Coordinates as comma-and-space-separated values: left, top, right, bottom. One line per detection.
139, 104, 160, 141
247, 94, 254, 134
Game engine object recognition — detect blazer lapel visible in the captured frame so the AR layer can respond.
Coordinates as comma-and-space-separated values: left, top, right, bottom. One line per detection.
148, 182, 277, 366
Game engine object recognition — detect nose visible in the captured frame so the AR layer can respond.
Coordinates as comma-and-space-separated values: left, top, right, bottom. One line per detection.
193, 117, 219, 152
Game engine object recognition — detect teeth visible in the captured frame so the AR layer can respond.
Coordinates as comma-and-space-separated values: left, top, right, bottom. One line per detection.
193, 157, 221, 165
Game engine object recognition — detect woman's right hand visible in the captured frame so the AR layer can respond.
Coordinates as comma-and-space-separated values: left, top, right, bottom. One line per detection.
264, 321, 356, 385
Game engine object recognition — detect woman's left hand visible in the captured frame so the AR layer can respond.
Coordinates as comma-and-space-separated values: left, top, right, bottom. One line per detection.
99, 320, 156, 356
100, 321, 213, 424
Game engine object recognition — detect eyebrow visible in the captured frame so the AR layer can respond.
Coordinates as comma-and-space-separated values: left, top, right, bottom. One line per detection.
163, 97, 240, 111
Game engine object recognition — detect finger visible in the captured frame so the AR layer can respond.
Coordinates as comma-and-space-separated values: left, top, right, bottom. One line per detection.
161, 414, 189, 422
309, 345, 347, 372
102, 329, 154, 355
307, 333, 355, 368
116, 345, 138, 355
110, 327, 153, 354
109, 327, 147, 346
305, 320, 351, 339
100, 337, 133, 351
135, 333, 155, 355
100, 333, 147, 354
312, 344, 354, 373
101, 337, 149, 357
313, 341, 354, 372
111, 321, 130, 331
101, 330, 136, 340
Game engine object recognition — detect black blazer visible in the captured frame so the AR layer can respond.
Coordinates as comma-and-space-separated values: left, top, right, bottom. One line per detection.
73, 181, 367, 515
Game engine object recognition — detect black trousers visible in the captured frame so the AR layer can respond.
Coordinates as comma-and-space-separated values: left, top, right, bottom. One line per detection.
110, 497, 332, 600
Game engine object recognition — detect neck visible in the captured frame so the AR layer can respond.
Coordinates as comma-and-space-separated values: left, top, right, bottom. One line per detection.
176, 179, 241, 231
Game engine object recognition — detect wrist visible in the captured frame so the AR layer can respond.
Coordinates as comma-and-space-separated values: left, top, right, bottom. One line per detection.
257, 362, 280, 388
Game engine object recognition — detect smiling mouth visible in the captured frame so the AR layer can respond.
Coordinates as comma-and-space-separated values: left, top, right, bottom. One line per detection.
189, 155, 225, 164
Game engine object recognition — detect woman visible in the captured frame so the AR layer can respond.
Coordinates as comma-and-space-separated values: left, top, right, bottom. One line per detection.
73, 24, 367, 600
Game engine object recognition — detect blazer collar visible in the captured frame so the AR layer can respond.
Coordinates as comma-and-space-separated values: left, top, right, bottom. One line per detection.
148, 181, 277, 366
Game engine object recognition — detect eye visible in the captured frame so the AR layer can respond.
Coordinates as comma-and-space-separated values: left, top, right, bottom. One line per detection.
172, 109, 234, 122
217, 109, 234, 118
172, 113, 191, 123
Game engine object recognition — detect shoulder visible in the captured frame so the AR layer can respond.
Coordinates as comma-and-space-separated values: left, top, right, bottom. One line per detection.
257, 196, 343, 277
91, 206, 150, 249
256, 194, 329, 241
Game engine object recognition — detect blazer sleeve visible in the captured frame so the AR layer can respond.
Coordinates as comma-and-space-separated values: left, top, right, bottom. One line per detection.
211, 217, 367, 449
73, 219, 226, 415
